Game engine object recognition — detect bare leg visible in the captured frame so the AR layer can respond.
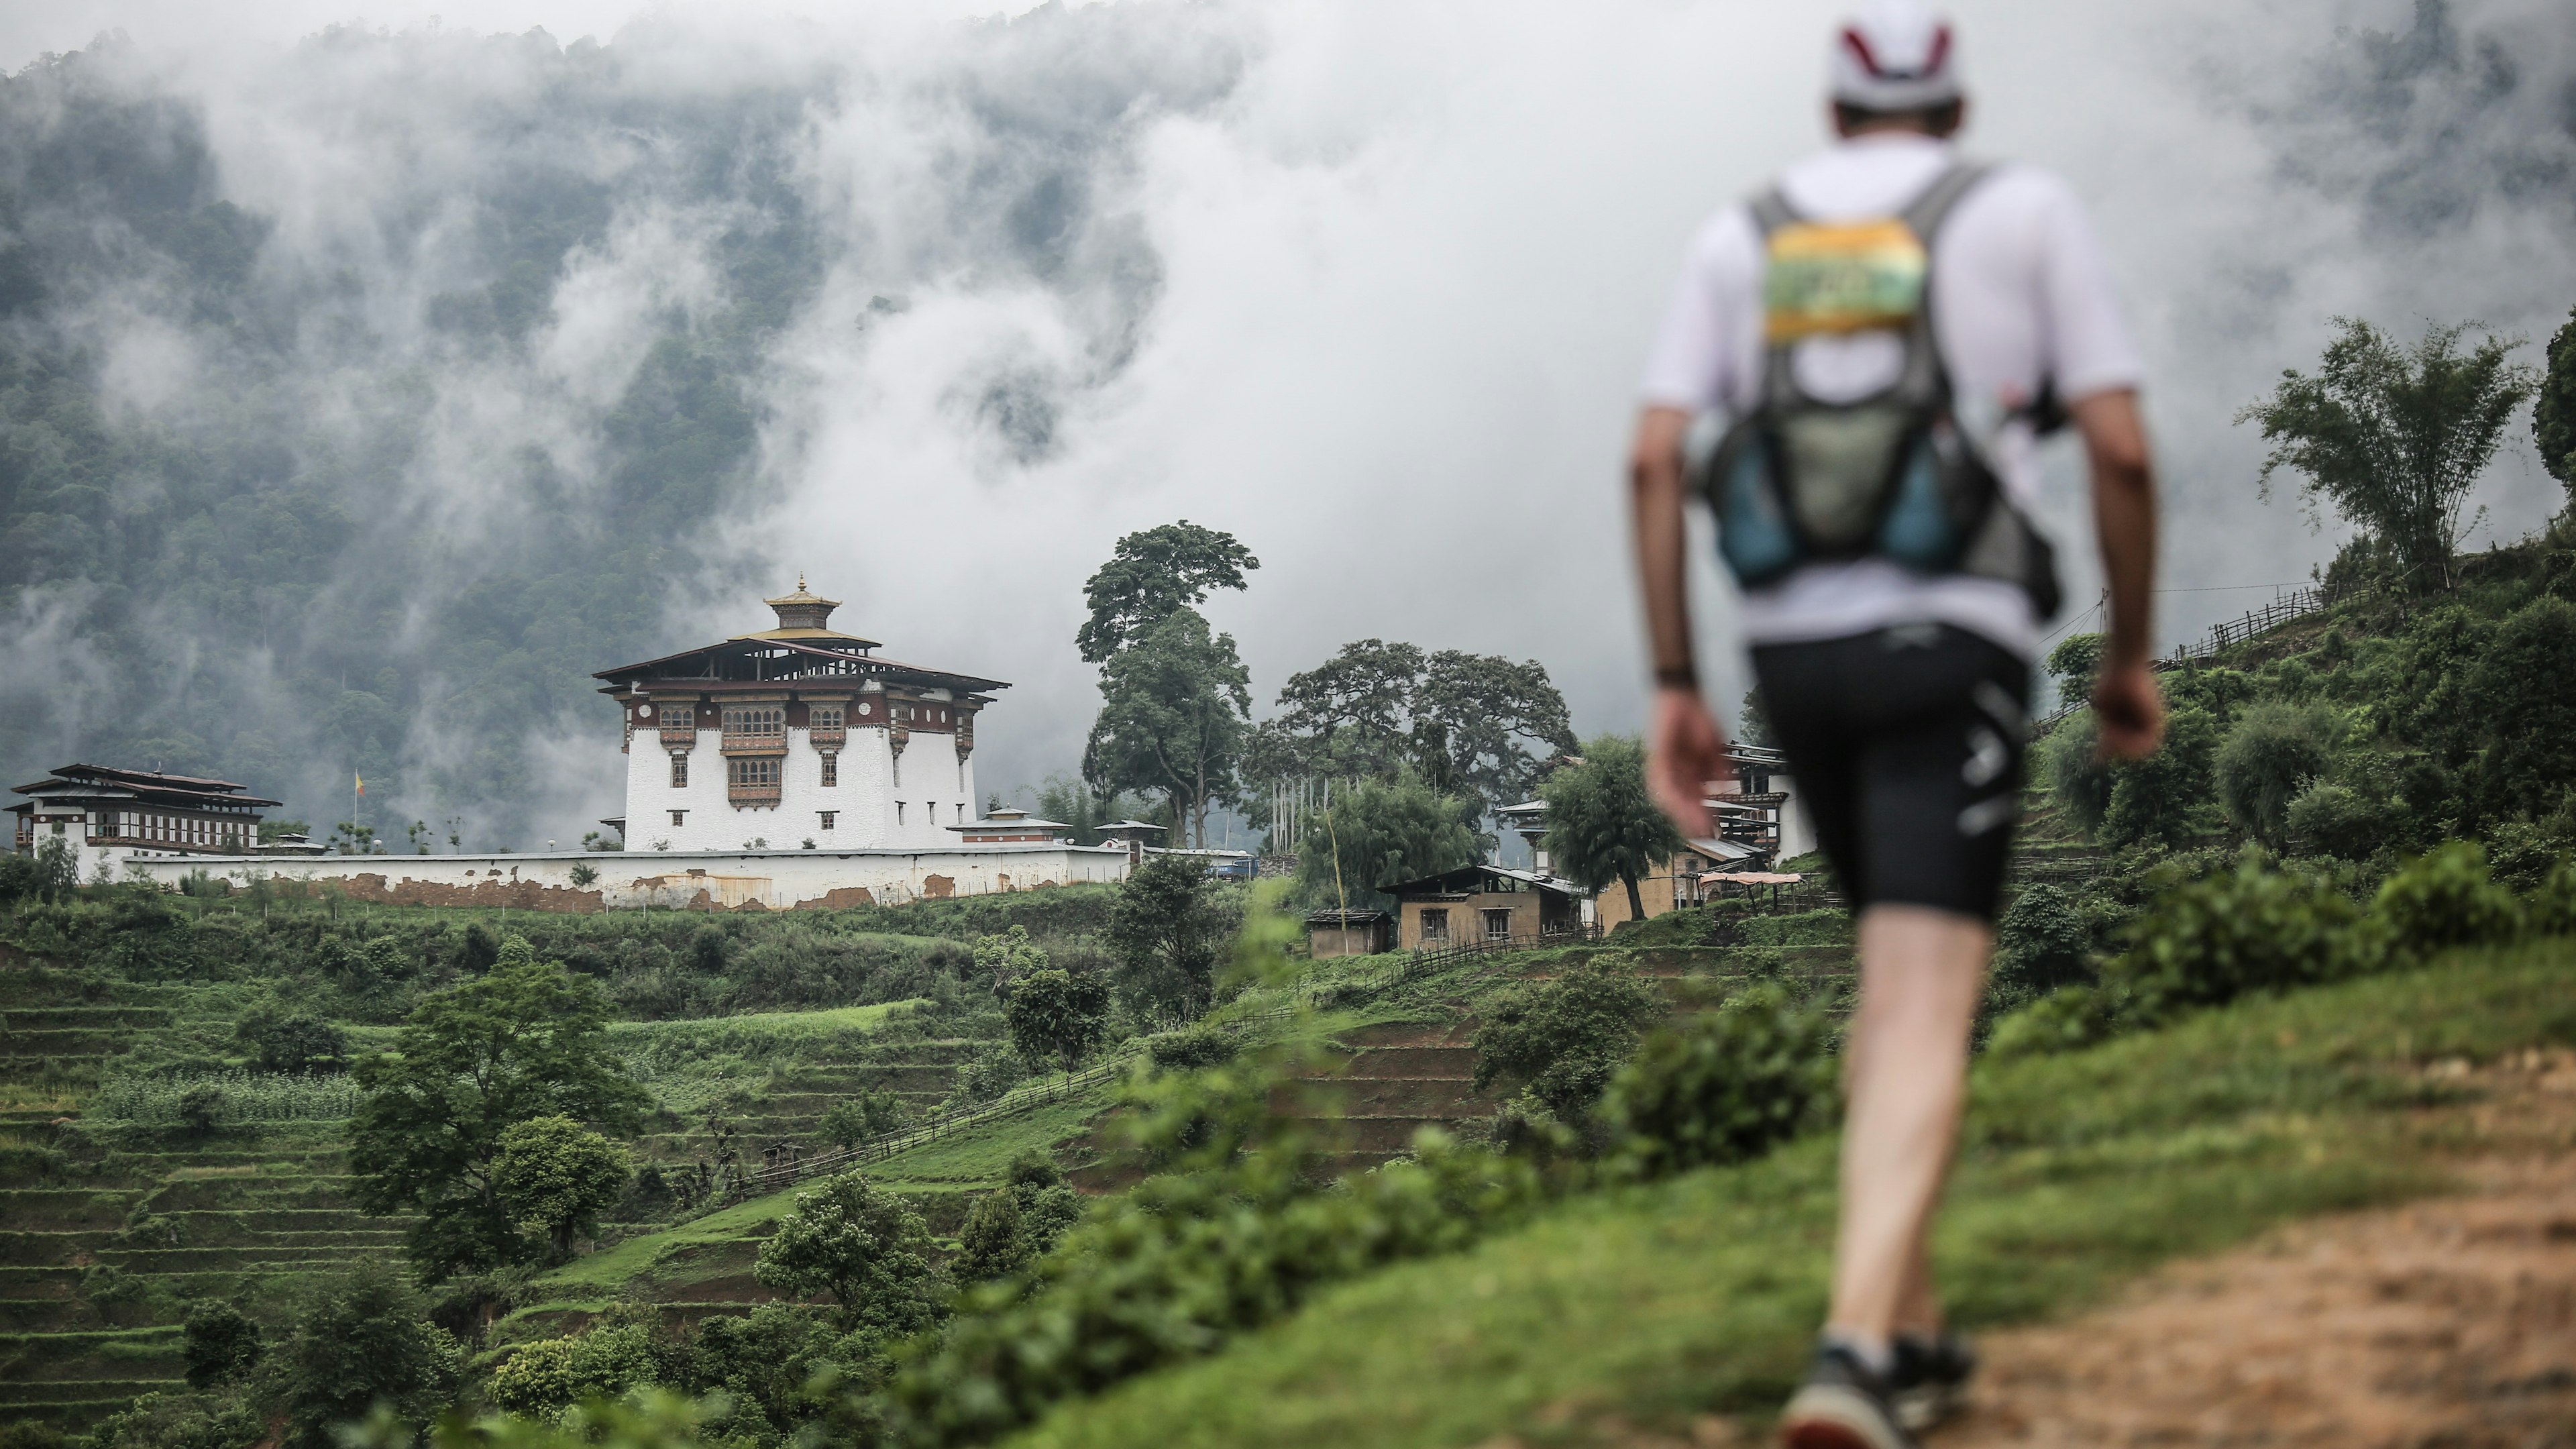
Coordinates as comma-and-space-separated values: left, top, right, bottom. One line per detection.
1825, 904, 1992, 1348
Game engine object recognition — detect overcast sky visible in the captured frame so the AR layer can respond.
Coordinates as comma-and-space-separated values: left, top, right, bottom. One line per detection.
7, 0, 2571, 832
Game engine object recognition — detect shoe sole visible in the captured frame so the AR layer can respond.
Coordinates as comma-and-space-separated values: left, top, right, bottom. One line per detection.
1780, 1383, 1912, 1449
1890, 1380, 1966, 1433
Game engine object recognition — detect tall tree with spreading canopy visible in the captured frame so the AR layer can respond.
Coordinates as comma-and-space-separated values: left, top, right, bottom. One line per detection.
1075, 521, 1259, 664
2538, 305, 2576, 508
349, 938, 647, 1280
1244, 639, 1576, 822
2237, 317, 2538, 590
1540, 735, 1684, 924
1083, 609, 1252, 847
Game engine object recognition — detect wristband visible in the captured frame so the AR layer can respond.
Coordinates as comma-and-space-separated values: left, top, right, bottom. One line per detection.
1653, 664, 1699, 690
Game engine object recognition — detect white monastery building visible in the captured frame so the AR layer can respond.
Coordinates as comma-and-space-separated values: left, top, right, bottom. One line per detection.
87, 580, 1132, 910
596, 580, 1000, 854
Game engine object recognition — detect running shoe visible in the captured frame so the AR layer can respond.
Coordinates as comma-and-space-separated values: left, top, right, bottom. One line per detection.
1888, 1330, 1976, 1431
1779, 1342, 1917, 1449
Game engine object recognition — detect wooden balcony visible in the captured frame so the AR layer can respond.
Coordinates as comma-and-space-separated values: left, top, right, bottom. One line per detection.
729, 784, 782, 808
808, 725, 845, 749
721, 732, 788, 755
658, 719, 699, 748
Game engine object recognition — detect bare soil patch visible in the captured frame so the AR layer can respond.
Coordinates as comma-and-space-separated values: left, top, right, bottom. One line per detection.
1934, 1051, 2576, 1448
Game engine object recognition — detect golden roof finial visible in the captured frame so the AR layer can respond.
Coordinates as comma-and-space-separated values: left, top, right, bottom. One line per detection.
797, 570, 806, 591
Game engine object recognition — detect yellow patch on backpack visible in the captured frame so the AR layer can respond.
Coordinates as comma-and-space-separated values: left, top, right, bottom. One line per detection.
1762, 217, 1927, 343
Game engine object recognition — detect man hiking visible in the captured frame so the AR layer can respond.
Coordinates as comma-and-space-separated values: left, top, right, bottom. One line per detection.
1627, 3, 2163, 1445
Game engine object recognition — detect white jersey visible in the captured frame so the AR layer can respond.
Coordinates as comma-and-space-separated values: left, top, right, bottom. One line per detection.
1639, 132, 2143, 658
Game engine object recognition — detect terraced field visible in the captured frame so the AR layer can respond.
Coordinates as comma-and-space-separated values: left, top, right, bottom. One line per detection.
0, 959, 1008, 1436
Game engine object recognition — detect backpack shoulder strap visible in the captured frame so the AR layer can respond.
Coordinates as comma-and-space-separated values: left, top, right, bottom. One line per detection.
1898, 160, 1994, 245
1746, 185, 1801, 239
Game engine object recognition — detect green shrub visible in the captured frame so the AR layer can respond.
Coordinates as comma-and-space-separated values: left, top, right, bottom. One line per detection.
1985, 985, 2118, 1059
1601, 985, 1836, 1180
2462, 598, 2576, 820
880, 1128, 1543, 1448
181, 1300, 262, 1389
1144, 1022, 1237, 1071
2373, 840, 2524, 959
486, 1322, 663, 1417
2104, 848, 2367, 1023
1470, 961, 1664, 1123
2284, 780, 2396, 860
818, 1091, 910, 1150
2213, 701, 2334, 849
753, 1171, 947, 1337
2528, 857, 2576, 936
2041, 712, 2114, 835
1989, 884, 2093, 1010
2101, 704, 2221, 848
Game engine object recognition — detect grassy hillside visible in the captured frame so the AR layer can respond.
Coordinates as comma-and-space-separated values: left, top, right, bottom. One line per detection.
1002, 936, 2574, 1448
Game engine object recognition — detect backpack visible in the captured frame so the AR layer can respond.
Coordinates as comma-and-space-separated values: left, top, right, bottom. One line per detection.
1695, 161, 2062, 617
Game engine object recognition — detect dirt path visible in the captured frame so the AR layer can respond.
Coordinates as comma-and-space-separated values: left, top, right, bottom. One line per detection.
1933, 1051, 2576, 1448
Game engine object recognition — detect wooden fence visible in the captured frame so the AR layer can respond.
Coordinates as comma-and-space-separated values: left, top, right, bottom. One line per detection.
2031, 585, 2343, 741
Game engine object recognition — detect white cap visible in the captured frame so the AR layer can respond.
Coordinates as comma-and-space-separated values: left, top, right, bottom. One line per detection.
1829, 0, 1964, 111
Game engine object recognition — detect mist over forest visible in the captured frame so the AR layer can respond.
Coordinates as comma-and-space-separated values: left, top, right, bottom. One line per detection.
0, 0, 2569, 846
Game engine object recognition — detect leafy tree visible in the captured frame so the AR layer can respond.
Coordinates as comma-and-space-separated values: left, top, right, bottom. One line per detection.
2284, 780, 2397, 861
1540, 735, 1684, 922
752, 1171, 947, 1336
2101, 704, 2220, 849
2041, 711, 2115, 835
1075, 521, 1260, 663
349, 941, 647, 1280
2213, 701, 2334, 849
818, 1091, 908, 1150
2461, 598, 2576, 821
1005, 968, 1112, 1076
2237, 317, 2538, 590
267, 1263, 463, 1449
1470, 960, 1663, 1122
972, 924, 1049, 998
951, 1188, 1028, 1284
2044, 631, 2104, 706
1106, 852, 1224, 1021
1735, 686, 1776, 749
1292, 769, 1479, 911
1989, 884, 2094, 1012
492, 1115, 629, 1260
952, 1152, 1082, 1283
2537, 304, 2576, 505
1244, 640, 1576, 818
1083, 609, 1251, 847
181, 1300, 262, 1389
235, 1008, 347, 1075
1415, 650, 1579, 808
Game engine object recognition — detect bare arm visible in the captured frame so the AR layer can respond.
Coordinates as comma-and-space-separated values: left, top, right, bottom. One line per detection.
2070, 388, 2163, 759
1630, 405, 1727, 833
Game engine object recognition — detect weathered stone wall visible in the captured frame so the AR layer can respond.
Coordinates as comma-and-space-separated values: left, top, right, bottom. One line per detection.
119, 843, 1129, 913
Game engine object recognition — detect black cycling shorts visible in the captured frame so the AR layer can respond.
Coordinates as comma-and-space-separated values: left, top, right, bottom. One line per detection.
1750, 622, 2031, 923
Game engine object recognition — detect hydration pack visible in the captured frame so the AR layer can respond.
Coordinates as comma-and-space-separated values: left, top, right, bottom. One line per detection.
1696, 161, 2062, 618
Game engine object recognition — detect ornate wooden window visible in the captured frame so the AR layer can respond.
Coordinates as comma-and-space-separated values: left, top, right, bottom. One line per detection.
670, 754, 688, 788
818, 810, 836, 830
809, 703, 845, 749
727, 755, 782, 806
820, 754, 838, 788
722, 706, 786, 751
1420, 908, 1450, 943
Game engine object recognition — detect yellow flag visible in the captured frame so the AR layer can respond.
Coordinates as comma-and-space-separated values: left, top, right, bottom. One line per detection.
355, 773, 365, 797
